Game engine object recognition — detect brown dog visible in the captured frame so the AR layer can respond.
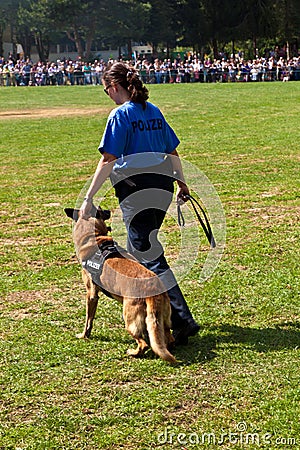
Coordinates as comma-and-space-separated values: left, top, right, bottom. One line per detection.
65, 206, 176, 364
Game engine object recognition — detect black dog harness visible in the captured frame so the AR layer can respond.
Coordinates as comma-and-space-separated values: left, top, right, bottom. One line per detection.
82, 240, 122, 298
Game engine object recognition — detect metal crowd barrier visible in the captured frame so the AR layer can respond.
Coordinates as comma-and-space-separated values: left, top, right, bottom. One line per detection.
1, 68, 300, 86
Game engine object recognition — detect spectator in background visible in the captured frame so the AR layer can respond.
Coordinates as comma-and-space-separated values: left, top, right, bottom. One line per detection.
66, 61, 75, 85
1, 52, 300, 87
48, 62, 57, 85
91, 63, 97, 85
83, 62, 92, 85
99, 60, 106, 84
22, 59, 32, 86
56, 60, 65, 85
74, 61, 83, 85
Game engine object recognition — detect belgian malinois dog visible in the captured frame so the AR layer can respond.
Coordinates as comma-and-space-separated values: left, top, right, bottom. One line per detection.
65, 206, 176, 364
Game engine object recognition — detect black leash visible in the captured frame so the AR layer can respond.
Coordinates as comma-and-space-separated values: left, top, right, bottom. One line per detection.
177, 194, 216, 248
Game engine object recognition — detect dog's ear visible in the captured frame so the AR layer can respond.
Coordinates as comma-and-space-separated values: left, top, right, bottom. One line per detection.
102, 209, 111, 221
95, 208, 111, 221
64, 208, 79, 221
64, 206, 110, 222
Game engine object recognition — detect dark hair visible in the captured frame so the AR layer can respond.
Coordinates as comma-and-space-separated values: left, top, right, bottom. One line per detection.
102, 62, 149, 109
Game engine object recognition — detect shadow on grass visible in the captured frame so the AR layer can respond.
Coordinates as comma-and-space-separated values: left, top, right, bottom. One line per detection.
174, 321, 300, 365
83, 321, 300, 366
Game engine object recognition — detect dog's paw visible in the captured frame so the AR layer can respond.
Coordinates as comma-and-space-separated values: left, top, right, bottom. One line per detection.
76, 332, 89, 339
127, 348, 143, 358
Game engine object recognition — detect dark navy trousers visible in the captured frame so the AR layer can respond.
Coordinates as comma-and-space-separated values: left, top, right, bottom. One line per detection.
114, 171, 195, 329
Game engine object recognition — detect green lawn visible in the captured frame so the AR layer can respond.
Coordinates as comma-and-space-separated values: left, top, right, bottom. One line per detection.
0, 82, 299, 449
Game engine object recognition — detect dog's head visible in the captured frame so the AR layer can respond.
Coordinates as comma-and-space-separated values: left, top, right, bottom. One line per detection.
65, 205, 112, 260
64, 206, 111, 223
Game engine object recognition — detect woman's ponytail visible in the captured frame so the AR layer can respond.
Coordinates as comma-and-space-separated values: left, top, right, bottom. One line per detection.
103, 62, 149, 109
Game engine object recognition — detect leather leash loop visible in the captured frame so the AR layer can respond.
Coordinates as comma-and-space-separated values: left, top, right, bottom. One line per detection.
177, 203, 185, 227
177, 195, 216, 248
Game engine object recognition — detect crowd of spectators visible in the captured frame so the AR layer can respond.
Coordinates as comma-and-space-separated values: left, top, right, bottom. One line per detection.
1, 51, 300, 87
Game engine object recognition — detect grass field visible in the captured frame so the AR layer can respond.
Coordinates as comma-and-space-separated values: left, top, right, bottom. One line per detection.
0, 81, 299, 449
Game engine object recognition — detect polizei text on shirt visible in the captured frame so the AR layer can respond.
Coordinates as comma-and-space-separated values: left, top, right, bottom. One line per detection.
131, 118, 163, 133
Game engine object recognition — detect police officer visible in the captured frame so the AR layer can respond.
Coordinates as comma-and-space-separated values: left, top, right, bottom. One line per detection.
80, 62, 200, 345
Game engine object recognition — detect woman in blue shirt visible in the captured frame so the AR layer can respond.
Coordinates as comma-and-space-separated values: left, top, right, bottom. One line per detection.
80, 62, 200, 345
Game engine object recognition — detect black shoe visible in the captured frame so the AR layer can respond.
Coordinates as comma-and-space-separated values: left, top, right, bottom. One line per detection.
173, 320, 200, 346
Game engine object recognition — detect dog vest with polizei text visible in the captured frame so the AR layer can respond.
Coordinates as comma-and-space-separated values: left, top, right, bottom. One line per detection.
82, 240, 122, 298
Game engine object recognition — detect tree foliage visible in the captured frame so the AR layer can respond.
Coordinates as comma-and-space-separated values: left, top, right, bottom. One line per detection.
1, 0, 299, 60
48, 0, 108, 58
0, 0, 21, 55
144, 0, 179, 55
18, 0, 55, 61
101, 0, 151, 56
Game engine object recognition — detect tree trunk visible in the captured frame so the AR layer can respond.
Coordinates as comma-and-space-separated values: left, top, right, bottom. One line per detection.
85, 34, 93, 60
23, 33, 32, 59
212, 37, 218, 59
253, 36, 257, 59
10, 24, 17, 57
0, 25, 4, 56
74, 28, 84, 58
200, 46, 205, 60
66, 29, 84, 59
85, 18, 96, 60
36, 40, 45, 62
127, 39, 132, 59
35, 32, 49, 62
151, 43, 158, 59
166, 42, 170, 59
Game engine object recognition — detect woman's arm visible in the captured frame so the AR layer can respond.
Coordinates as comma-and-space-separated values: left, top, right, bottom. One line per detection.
170, 149, 190, 203
80, 152, 116, 219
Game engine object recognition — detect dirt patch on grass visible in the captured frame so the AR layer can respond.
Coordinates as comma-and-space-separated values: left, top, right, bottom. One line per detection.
0, 284, 83, 319
0, 106, 108, 120
247, 204, 300, 226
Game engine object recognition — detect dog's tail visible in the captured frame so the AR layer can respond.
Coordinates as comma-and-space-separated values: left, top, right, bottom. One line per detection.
145, 294, 177, 364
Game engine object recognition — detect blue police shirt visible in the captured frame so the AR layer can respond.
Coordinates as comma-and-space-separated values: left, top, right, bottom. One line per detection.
98, 101, 180, 169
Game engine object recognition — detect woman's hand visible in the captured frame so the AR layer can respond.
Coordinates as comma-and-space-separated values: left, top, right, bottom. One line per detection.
80, 198, 93, 220
176, 182, 190, 205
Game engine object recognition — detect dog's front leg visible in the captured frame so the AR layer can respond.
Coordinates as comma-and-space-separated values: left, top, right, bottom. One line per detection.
77, 270, 99, 339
